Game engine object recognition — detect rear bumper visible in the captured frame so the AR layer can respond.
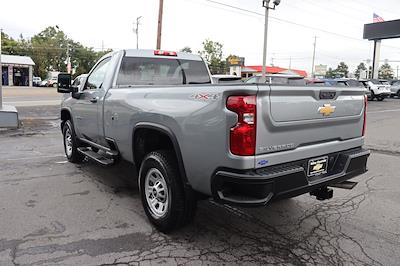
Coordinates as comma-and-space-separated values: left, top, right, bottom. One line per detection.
211, 147, 370, 206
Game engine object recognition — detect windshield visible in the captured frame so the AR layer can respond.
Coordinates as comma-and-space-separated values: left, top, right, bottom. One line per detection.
117, 57, 211, 86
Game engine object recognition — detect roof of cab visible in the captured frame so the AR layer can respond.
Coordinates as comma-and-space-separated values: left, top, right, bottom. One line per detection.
123, 49, 203, 61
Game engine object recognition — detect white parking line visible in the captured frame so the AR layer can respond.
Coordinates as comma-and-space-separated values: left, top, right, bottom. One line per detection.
3, 100, 60, 106
5, 154, 65, 161
368, 109, 400, 114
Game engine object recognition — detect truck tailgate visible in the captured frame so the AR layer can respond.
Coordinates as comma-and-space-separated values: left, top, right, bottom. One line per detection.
256, 85, 366, 155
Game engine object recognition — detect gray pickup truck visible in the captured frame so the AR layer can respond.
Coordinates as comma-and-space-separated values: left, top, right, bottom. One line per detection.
57, 49, 369, 232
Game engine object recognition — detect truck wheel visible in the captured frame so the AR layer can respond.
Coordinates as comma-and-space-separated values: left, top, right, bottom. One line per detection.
139, 150, 197, 233
371, 91, 375, 101
62, 120, 84, 163
377, 97, 384, 101
397, 91, 400, 98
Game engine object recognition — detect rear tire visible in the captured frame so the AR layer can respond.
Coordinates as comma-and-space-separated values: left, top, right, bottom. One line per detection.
139, 150, 197, 233
62, 120, 84, 163
371, 91, 375, 101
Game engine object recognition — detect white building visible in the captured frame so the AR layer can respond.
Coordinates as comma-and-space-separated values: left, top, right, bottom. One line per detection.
1, 54, 35, 87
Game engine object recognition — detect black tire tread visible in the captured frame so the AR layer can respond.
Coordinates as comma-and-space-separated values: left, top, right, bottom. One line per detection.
62, 120, 84, 163
140, 150, 197, 232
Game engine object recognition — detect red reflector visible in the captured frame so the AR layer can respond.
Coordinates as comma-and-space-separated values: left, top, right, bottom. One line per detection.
227, 96, 257, 156
154, 50, 177, 56
362, 94, 367, 136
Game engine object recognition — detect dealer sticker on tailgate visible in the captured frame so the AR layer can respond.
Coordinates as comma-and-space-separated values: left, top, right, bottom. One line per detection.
307, 156, 328, 177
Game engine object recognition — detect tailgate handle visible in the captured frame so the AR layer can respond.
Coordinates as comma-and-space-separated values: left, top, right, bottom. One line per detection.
320, 91, 336, 99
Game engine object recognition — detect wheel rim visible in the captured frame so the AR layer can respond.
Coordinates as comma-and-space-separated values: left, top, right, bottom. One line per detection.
64, 127, 73, 157
144, 168, 169, 218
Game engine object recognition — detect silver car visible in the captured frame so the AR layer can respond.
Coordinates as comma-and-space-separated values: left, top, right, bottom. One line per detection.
390, 81, 400, 98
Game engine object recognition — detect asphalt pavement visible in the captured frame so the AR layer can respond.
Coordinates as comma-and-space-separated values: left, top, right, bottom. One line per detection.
0, 98, 399, 265
2, 87, 61, 107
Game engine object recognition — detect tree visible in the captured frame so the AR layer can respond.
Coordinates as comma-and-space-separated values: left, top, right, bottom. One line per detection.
1, 26, 111, 79
355, 62, 367, 79
180, 46, 192, 53
378, 63, 394, 79
335, 62, 349, 78
325, 67, 336, 78
198, 39, 226, 74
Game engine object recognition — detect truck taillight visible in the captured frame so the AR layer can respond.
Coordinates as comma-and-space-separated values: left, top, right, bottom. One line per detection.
226, 95, 257, 156
362, 94, 367, 136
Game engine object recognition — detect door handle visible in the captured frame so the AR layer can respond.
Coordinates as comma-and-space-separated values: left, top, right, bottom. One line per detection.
90, 97, 99, 103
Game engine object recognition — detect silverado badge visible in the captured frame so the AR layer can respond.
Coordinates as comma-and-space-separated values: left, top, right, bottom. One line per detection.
318, 104, 336, 116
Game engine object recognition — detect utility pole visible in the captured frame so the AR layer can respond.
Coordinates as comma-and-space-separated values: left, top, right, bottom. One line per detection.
66, 43, 71, 74
289, 56, 292, 70
311, 36, 317, 78
156, 0, 164, 50
261, 0, 280, 81
397, 65, 399, 80
134, 16, 142, 49
0, 28, 2, 109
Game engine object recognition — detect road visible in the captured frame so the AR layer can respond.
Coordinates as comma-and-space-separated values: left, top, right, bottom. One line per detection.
2, 87, 61, 107
0, 98, 399, 265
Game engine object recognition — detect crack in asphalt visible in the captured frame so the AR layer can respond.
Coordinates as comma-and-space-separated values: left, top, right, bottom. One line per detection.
1, 111, 399, 265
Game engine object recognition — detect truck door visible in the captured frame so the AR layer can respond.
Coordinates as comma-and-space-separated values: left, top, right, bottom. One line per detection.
73, 57, 111, 143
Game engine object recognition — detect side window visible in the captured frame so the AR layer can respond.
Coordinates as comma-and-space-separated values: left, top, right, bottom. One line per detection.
85, 58, 111, 90
72, 77, 80, 86
245, 76, 258, 83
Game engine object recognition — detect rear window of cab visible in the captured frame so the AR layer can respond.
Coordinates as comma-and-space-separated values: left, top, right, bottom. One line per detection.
116, 57, 211, 86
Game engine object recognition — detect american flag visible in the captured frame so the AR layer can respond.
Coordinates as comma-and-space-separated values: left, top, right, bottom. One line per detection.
373, 13, 384, 23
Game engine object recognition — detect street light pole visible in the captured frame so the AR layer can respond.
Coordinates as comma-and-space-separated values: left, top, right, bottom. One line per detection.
261, 0, 280, 82
311, 36, 317, 78
134, 16, 142, 49
261, 2, 270, 80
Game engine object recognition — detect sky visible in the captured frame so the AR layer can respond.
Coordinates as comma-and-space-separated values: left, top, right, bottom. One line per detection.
2, 0, 400, 75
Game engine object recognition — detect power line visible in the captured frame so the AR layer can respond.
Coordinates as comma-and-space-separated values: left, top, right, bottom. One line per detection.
204, 0, 400, 51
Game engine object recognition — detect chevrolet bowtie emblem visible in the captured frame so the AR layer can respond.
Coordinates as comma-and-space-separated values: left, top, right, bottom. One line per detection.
318, 104, 336, 116
313, 163, 324, 171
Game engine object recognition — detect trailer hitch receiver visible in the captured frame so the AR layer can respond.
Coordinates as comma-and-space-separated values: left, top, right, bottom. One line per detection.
310, 186, 333, 201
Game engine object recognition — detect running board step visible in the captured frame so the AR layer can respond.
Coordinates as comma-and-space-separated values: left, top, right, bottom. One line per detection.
77, 147, 114, 166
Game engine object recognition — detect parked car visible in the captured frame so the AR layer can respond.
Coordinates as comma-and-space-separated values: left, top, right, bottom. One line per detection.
57, 49, 369, 232
389, 80, 400, 98
212, 75, 242, 84
47, 76, 58, 87
32, 76, 42, 87
359, 79, 391, 101
245, 74, 306, 85
40, 79, 49, 87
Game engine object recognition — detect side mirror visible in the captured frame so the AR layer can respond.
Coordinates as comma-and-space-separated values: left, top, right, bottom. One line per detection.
57, 73, 72, 93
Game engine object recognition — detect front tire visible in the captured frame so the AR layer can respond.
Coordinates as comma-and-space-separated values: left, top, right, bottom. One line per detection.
139, 150, 197, 233
62, 120, 84, 163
